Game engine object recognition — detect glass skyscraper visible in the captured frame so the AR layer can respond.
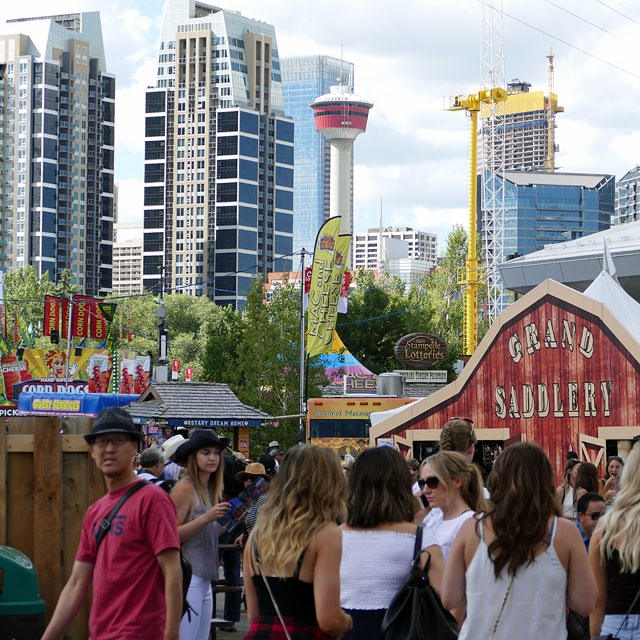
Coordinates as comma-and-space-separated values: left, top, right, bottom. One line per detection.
282, 55, 353, 256
143, 0, 294, 308
500, 171, 614, 257
614, 165, 640, 225
0, 13, 115, 295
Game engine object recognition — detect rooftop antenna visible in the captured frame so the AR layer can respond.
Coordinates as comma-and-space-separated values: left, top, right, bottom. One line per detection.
337, 43, 345, 85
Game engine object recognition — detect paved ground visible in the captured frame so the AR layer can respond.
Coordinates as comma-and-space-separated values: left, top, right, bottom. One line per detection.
212, 595, 250, 639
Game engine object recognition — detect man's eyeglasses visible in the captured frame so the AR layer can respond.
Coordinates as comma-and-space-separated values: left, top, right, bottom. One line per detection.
583, 511, 604, 521
418, 476, 440, 490
93, 437, 132, 449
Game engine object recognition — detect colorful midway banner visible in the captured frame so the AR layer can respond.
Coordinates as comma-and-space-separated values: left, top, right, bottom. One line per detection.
306, 217, 352, 358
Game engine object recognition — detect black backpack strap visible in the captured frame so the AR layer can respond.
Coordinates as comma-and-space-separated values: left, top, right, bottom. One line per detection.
95, 480, 150, 553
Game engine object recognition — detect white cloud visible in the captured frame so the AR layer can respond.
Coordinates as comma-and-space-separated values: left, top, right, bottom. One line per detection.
116, 178, 144, 225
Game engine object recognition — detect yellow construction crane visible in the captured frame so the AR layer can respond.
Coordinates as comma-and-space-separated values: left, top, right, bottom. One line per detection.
445, 88, 507, 356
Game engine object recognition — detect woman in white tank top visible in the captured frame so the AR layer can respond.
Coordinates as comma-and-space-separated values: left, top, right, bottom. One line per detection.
441, 443, 597, 640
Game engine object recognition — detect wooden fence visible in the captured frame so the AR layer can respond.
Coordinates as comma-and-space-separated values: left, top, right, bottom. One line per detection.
0, 416, 105, 639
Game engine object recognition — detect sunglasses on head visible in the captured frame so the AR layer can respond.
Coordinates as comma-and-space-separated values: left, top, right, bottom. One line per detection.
418, 476, 440, 490
584, 511, 604, 521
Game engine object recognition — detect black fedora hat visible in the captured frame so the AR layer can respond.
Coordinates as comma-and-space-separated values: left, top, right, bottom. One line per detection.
174, 429, 231, 464
84, 407, 144, 444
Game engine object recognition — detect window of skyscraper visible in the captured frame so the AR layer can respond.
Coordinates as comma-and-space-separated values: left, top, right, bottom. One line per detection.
240, 111, 258, 135
145, 140, 165, 160
276, 120, 294, 143
218, 111, 238, 132
145, 116, 165, 137
217, 159, 237, 179
217, 183, 237, 202
217, 136, 238, 156
275, 143, 293, 165
146, 91, 166, 113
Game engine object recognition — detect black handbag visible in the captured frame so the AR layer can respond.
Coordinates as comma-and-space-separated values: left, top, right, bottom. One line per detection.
381, 526, 459, 640
592, 584, 640, 640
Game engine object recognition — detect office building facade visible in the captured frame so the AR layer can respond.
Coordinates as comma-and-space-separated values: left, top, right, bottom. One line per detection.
0, 12, 115, 294
354, 227, 437, 270
281, 55, 353, 255
501, 171, 613, 257
113, 223, 143, 295
614, 165, 640, 226
143, 0, 293, 308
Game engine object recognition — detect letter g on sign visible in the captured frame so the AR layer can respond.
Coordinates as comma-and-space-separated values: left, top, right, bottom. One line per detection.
508, 332, 523, 363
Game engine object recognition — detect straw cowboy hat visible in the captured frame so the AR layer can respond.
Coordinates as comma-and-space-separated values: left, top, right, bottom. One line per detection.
236, 462, 271, 483
162, 434, 186, 463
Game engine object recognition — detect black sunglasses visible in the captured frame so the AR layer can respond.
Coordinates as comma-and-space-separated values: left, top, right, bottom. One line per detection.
583, 511, 604, 521
418, 476, 440, 490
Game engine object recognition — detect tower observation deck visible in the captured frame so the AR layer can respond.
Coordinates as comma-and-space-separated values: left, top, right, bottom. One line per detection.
311, 85, 373, 236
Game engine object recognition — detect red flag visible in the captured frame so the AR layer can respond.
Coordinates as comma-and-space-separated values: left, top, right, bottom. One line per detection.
13, 307, 19, 344
73, 296, 91, 338
127, 308, 132, 342
62, 299, 71, 339
43, 295, 61, 336
90, 300, 106, 340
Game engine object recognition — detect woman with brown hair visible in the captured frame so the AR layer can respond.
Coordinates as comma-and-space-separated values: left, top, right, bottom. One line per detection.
574, 461, 601, 506
420, 451, 486, 562
556, 458, 582, 520
244, 445, 353, 639
600, 455, 624, 504
439, 418, 477, 461
339, 446, 445, 639
442, 443, 597, 640
170, 430, 232, 640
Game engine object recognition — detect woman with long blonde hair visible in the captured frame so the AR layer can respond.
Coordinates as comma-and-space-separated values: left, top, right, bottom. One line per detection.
590, 441, 640, 639
419, 451, 486, 563
244, 445, 353, 639
171, 430, 231, 640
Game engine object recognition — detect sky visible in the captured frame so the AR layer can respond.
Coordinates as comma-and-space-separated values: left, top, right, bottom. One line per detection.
5, 0, 640, 254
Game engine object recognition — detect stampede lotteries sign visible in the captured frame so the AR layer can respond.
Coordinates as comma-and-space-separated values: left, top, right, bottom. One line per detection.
394, 333, 448, 369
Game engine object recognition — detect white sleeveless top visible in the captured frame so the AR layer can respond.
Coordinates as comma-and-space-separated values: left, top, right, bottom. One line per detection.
562, 486, 575, 519
423, 508, 476, 562
459, 516, 568, 640
340, 528, 438, 610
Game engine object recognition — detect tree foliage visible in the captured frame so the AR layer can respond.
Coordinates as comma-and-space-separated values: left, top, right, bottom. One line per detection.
203, 277, 328, 457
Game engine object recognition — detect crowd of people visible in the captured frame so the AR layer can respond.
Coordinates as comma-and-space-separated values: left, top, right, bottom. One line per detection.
41, 408, 640, 640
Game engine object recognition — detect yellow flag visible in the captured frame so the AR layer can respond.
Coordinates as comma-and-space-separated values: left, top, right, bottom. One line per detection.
307, 217, 351, 357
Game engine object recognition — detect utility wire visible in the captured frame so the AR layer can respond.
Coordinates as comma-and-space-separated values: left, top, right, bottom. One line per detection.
592, 0, 640, 27
476, 0, 640, 80
542, 0, 629, 43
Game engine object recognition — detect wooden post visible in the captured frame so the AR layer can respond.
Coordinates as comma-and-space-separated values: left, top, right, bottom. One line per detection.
0, 425, 6, 545
33, 416, 63, 621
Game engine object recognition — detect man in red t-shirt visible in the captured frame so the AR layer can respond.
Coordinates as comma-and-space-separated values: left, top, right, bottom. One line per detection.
42, 408, 182, 640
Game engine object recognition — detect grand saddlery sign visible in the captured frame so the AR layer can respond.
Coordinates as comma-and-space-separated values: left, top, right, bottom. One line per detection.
369, 279, 640, 480
495, 319, 612, 420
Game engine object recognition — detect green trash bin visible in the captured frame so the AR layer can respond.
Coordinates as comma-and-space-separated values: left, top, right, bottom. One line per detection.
0, 546, 46, 639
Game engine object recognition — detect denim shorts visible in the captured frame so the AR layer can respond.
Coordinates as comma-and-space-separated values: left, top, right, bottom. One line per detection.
601, 614, 640, 639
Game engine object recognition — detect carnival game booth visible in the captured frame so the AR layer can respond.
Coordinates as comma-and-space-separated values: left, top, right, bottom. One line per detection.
371, 274, 640, 479
124, 382, 274, 458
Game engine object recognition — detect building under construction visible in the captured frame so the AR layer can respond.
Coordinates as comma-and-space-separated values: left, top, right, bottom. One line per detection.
479, 77, 564, 172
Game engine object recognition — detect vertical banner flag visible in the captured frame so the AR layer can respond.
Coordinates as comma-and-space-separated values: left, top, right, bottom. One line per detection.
127, 307, 133, 342
90, 300, 106, 340
307, 217, 350, 357
62, 299, 73, 340
0, 332, 11, 357
338, 271, 351, 314
3, 304, 7, 340
18, 311, 33, 348
303, 266, 312, 311
13, 307, 19, 344
44, 295, 61, 336
98, 302, 117, 350
73, 296, 91, 338
0, 270, 4, 334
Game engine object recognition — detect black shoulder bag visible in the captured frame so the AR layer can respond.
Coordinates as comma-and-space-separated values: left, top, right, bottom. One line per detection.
381, 525, 459, 640
94, 480, 193, 619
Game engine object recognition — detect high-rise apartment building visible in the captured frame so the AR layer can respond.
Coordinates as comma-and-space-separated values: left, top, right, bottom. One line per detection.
480, 79, 564, 172
113, 223, 143, 295
614, 165, 640, 225
143, 0, 294, 308
281, 55, 354, 255
354, 227, 437, 270
0, 12, 115, 295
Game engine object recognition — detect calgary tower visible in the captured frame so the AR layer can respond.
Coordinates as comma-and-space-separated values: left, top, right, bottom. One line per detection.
311, 83, 373, 236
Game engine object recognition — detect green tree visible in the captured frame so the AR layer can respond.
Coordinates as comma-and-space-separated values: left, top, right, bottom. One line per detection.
203, 277, 328, 457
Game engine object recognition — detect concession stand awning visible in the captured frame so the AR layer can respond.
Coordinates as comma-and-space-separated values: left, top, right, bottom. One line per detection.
17, 392, 139, 418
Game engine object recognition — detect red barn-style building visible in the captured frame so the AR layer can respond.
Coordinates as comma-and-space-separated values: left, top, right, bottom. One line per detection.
371, 279, 640, 478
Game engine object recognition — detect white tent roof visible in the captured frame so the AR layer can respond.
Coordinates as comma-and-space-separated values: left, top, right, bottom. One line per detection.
583, 241, 640, 340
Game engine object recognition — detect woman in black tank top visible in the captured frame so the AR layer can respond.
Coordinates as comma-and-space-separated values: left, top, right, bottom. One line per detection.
243, 445, 353, 639
589, 442, 640, 639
